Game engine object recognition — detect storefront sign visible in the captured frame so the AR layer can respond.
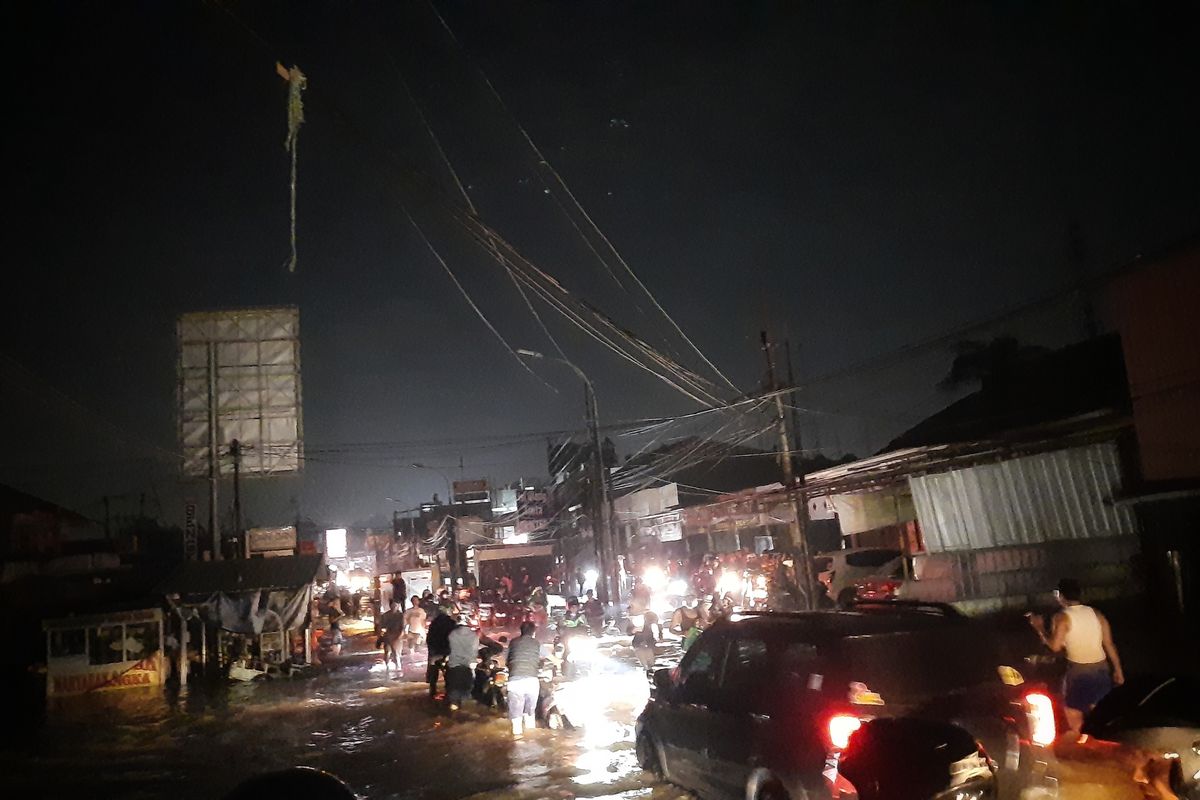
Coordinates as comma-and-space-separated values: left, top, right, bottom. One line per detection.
50, 657, 161, 696
248, 526, 298, 554
184, 502, 197, 560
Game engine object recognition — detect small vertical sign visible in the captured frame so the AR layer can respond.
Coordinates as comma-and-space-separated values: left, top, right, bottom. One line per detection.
184, 502, 198, 560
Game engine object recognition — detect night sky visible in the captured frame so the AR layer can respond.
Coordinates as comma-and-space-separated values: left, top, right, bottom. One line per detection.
4, 1, 1197, 529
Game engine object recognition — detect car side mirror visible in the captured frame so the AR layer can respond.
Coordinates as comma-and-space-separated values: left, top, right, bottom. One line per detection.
653, 668, 674, 698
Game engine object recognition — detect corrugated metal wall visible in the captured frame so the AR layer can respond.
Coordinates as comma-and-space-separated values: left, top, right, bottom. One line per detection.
905, 536, 1140, 613
909, 442, 1136, 552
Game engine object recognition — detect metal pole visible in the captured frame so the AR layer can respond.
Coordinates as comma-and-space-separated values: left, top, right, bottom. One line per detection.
231, 440, 243, 559
206, 342, 221, 561
579, 372, 617, 606
761, 331, 815, 610
178, 611, 188, 689
516, 350, 618, 605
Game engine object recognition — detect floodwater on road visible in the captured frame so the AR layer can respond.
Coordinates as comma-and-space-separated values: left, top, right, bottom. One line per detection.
0, 632, 691, 800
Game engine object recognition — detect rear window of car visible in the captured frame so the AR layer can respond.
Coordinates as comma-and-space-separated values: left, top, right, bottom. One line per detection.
835, 625, 999, 702
844, 549, 901, 568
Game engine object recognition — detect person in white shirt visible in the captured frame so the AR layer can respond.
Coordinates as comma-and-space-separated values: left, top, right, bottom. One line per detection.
1028, 577, 1125, 735
401, 596, 427, 662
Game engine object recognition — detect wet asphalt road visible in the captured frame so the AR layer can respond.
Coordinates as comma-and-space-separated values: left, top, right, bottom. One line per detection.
0, 614, 1159, 800
1, 627, 690, 800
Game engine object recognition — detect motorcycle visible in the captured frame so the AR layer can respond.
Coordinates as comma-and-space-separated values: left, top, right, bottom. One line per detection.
537, 656, 567, 729
472, 643, 508, 710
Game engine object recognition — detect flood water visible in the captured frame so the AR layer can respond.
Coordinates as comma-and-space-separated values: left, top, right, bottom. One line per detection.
1, 630, 692, 800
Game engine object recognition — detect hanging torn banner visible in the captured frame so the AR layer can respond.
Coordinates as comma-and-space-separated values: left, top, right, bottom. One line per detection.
277, 62, 307, 272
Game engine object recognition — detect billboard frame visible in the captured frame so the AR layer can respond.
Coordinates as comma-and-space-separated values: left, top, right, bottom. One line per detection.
177, 306, 303, 558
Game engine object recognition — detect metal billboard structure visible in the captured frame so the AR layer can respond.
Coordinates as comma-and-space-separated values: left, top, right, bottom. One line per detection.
177, 307, 303, 558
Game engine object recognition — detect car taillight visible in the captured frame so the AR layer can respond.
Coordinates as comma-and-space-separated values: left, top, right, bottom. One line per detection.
828, 714, 862, 750
1024, 691, 1056, 746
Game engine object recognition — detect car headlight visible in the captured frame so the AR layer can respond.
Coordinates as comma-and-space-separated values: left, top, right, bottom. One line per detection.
716, 571, 741, 595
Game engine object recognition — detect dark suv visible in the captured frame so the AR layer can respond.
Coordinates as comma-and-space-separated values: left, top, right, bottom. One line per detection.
635, 603, 1060, 800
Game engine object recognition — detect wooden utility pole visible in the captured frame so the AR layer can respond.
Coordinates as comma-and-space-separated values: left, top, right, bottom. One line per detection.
761, 331, 816, 609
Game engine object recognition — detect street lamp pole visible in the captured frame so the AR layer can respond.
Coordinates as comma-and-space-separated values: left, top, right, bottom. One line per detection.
518, 349, 619, 607
411, 462, 458, 590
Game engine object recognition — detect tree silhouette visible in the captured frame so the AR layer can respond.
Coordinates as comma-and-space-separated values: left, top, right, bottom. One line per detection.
938, 337, 1049, 391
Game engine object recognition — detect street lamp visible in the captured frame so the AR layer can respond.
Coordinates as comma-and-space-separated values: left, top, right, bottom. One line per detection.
518, 348, 619, 607
409, 462, 458, 589
410, 462, 455, 506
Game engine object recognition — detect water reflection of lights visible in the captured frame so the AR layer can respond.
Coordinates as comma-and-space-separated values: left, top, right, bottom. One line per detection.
573, 748, 618, 785
554, 649, 649, 747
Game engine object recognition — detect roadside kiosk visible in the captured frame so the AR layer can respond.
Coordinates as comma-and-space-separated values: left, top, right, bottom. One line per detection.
42, 608, 165, 697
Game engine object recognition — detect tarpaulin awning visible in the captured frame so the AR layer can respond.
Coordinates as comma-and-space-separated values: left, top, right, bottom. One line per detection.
206, 585, 312, 635
157, 554, 323, 634
156, 554, 324, 595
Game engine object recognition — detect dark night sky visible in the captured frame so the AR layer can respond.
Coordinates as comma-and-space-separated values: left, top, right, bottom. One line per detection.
4, 1, 1197, 528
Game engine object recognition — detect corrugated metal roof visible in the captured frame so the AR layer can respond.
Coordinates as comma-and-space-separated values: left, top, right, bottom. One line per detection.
156, 554, 324, 595
802, 412, 1130, 498
909, 442, 1136, 552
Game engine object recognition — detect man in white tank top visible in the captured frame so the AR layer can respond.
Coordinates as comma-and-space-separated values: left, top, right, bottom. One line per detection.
1028, 577, 1125, 735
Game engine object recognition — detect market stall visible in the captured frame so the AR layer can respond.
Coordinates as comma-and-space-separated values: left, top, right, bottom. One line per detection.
156, 554, 324, 679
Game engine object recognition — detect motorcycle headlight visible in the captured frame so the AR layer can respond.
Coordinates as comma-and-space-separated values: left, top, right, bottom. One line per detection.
567, 636, 596, 661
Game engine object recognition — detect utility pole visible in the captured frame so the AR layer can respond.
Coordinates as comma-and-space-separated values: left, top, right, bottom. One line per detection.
446, 511, 459, 590
761, 331, 816, 610
784, 339, 811, 461
1068, 221, 1099, 340
517, 349, 618, 606
586, 383, 618, 606
206, 341, 221, 561
411, 463, 457, 590
230, 439, 243, 559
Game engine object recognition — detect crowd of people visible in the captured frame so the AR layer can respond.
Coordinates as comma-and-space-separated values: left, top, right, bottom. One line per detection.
307, 551, 802, 735
312, 553, 1129, 762
363, 586, 557, 737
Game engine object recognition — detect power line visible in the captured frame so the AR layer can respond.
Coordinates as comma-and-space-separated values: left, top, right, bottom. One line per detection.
226, 0, 731, 409
403, 208, 555, 390
422, 0, 740, 395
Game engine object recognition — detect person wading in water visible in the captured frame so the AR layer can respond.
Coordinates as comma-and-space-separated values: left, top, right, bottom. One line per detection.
1028, 577, 1125, 736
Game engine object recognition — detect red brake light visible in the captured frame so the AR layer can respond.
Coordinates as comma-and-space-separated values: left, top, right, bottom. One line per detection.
1024, 691, 1056, 746
828, 714, 862, 750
